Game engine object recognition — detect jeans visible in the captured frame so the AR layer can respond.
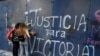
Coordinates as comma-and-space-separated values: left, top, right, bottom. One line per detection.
19, 39, 29, 56
12, 41, 19, 56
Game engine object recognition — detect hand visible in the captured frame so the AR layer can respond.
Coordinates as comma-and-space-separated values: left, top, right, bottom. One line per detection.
8, 40, 12, 45
31, 32, 36, 36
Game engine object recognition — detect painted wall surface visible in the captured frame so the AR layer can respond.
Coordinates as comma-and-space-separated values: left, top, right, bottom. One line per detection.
0, 0, 100, 56
7, 0, 26, 24
87, 0, 100, 56
0, 1, 10, 50
51, 0, 93, 56
26, 0, 52, 56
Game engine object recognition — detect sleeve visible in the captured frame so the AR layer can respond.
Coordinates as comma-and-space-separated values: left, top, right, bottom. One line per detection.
6, 28, 15, 40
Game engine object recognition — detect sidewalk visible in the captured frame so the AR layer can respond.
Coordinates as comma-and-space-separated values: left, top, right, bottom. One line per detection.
0, 49, 12, 56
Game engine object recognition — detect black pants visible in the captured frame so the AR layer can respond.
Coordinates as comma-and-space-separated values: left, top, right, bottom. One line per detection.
12, 41, 19, 56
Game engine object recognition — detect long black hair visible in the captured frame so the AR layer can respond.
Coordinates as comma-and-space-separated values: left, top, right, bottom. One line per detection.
15, 23, 21, 29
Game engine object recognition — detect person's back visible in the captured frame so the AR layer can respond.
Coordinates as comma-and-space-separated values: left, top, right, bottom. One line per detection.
11, 23, 21, 56
16, 23, 30, 56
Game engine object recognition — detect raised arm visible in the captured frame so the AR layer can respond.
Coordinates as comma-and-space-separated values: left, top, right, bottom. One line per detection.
25, 29, 30, 38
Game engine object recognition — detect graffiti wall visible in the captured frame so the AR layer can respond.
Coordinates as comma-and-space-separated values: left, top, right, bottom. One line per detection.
27, 0, 94, 56
0, 0, 100, 56
51, 0, 92, 56
25, 0, 52, 56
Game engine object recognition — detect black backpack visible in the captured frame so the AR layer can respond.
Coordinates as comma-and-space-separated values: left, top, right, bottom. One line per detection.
11, 30, 25, 42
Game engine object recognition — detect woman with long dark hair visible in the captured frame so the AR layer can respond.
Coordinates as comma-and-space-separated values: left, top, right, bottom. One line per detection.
12, 23, 21, 56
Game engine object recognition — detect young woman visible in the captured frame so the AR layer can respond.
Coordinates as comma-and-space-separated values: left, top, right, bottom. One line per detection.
16, 23, 30, 56
11, 23, 21, 56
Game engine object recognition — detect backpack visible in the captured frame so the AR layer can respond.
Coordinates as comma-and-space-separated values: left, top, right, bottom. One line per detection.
6, 28, 15, 40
